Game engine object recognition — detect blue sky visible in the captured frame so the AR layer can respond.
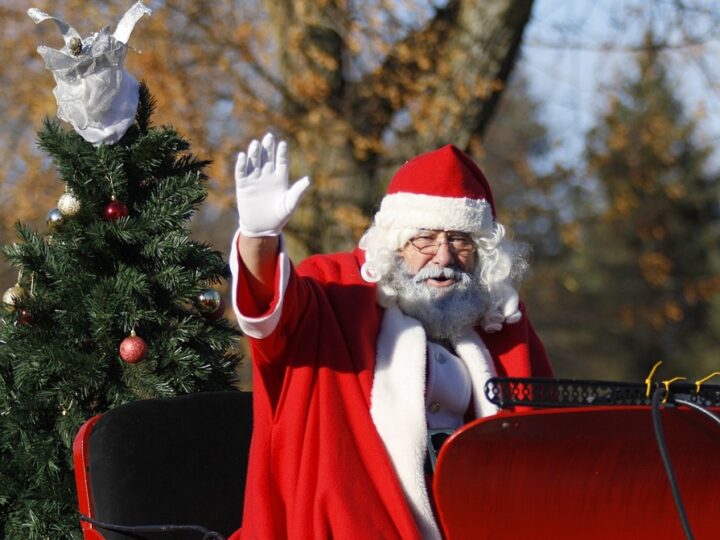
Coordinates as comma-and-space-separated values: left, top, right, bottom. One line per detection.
520, 0, 720, 169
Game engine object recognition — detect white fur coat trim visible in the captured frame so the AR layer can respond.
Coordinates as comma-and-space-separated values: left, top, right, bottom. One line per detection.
370, 307, 499, 540
452, 332, 500, 419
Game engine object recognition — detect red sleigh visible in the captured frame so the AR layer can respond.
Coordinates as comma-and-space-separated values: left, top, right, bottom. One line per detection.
73, 379, 720, 539
434, 378, 720, 540
73, 391, 252, 540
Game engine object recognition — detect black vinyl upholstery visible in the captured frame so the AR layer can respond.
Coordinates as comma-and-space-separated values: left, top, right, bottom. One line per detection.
86, 391, 252, 540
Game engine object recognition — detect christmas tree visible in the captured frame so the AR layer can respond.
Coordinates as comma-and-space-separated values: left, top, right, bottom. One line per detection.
0, 4, 242, 538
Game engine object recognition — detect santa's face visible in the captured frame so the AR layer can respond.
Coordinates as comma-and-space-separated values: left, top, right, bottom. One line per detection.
399, 230, 477, 286
386, 231, 487, 340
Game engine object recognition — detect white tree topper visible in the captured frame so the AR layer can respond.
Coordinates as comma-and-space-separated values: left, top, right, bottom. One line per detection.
28, 1, 151, 146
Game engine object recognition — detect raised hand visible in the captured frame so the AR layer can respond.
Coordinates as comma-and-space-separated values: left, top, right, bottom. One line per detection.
235, 133, 310, 237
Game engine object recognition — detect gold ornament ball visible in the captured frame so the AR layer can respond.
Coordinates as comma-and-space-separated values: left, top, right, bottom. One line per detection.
47, 208, 64, 231
197, 288, 222, 313
58, 192, 81, 217
3, 284, 26, 312
68, 36, 83, 56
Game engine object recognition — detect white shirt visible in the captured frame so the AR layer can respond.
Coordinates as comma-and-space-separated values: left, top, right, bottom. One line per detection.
425, 341, 472, 430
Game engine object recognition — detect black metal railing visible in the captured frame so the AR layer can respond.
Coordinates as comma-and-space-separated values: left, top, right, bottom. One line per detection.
485, 377, 720, 409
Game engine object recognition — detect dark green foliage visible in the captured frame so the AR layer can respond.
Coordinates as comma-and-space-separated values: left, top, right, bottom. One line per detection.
569, 42, 720, 380
0, 84, 242, 538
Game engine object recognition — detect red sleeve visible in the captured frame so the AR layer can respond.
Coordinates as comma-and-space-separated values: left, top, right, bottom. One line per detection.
479, 301, 554, 379
234, 251, 283, 319
525, 312, 554, 378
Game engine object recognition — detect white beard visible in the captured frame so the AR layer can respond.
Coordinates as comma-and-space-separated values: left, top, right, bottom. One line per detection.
382, 257, 489, 341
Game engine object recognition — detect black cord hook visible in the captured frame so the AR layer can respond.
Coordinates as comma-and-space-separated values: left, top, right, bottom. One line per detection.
651, 387, 694, 540
79, 514, 225, 539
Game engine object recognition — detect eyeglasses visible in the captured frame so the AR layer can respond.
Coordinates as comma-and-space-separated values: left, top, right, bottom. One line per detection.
407, 232, 476, 256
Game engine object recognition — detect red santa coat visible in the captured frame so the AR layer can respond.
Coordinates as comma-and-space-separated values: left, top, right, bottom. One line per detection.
229, 236, 553, 540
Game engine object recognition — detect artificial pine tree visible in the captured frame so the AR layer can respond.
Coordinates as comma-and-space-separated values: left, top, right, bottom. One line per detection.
0, 4, 242, 538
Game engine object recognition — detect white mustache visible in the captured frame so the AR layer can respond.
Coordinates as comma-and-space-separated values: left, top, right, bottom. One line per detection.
413, 265, 465, 283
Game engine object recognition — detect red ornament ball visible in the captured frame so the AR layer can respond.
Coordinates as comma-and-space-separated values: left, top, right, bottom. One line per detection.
119, 333, 147, 364
18, 308, 33, 326
104, 198, 129, 221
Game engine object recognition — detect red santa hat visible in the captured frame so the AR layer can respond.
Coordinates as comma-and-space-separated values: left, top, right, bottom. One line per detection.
373, 144, 496, 236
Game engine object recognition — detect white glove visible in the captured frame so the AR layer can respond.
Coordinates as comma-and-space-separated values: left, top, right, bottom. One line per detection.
235, 133, 310, 237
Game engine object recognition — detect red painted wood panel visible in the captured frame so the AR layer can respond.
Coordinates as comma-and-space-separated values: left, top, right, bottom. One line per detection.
433, 406, 720, 540
73, 414, 106, 540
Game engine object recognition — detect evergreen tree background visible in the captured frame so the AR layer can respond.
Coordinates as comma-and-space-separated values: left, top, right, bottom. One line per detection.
0, 85, 242, 539
558, 36, 720, 380
478, 70, 592, 377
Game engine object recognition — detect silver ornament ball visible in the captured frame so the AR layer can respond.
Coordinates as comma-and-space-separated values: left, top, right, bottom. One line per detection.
58, 192, 81, 217
197, 288, 222, 313
47, 208, 64, 231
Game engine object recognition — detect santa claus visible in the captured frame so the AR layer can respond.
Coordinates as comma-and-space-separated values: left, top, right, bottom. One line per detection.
228, 134, 553, 540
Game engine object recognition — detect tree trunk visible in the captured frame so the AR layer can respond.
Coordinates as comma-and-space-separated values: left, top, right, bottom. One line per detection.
263, 0, 535, 253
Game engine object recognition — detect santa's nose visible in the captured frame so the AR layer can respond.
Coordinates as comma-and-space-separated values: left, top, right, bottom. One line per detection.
431, 241, 455, 267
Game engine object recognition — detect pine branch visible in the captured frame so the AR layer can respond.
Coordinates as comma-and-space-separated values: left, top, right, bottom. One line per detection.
136, 82, 156, 134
